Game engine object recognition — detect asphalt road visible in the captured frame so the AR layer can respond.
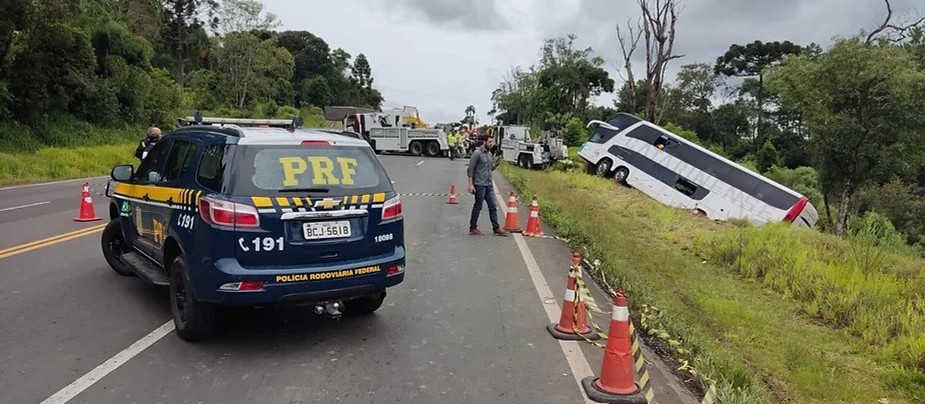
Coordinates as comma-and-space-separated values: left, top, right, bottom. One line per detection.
0, 155, 698, 404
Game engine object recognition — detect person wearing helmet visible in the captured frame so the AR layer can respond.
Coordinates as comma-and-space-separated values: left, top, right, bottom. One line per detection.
135, 126, 162, 161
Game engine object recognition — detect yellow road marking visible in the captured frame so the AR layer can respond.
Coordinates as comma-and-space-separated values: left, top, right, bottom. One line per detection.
0, 223, 106, 260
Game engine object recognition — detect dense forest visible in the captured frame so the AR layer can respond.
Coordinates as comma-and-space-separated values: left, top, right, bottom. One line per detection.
490, 0, 925, 251
0, 0, 383, 150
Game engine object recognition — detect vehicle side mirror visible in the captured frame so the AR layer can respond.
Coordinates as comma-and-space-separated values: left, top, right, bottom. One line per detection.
111, 165, 134, 182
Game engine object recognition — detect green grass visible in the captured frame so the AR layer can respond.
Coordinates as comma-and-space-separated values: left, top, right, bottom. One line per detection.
0, 143, 137, 186
0, 114, 145, 153
0, 108, 329, 186
500, 164, 925, 404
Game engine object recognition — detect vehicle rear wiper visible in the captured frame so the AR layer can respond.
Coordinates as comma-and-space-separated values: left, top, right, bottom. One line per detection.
278, 187, 330, 193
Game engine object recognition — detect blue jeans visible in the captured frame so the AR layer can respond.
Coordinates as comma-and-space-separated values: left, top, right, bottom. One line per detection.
470, 184, 500, 231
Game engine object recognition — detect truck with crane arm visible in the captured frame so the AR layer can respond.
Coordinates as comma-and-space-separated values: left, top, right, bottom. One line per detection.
331, 105, 450, 157
491, 125, 569, 169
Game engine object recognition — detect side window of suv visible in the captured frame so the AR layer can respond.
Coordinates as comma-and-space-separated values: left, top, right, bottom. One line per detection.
162, 139, 197, 183
135, 140, 173, 184
197, 144, 230, 192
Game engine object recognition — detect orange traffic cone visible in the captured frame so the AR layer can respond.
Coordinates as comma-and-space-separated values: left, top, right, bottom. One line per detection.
447, 184, 458, 204
503, 192, 522, 232
74, 182, 101, 222
522, 196, 543, 237
547, 251, 600, 341
581, 289, 646, 404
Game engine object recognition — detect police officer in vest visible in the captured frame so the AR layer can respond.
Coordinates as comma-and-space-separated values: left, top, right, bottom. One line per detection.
135, 126, 162, 161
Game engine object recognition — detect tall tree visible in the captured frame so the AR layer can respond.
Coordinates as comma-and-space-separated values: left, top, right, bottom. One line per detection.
535, 35, 614, 118
638, 0, 683, 123
463, 105, 475, 125
714, 40, 804, 147
212, 32, 293, 108
217, 0, 280, 34
350, 53, 372, 88
766, 38, 925, 236
161, 0, 219, 84
615, 18, 643, 113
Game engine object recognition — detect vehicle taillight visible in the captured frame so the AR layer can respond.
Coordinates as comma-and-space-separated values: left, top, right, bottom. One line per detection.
382, 196, 402, 220
783, 196, 808, 223
199, 196, 260, 228
301, 140, 330, 146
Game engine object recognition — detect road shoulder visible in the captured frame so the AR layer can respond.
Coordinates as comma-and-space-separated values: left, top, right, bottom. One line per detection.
492, 171, 700, 404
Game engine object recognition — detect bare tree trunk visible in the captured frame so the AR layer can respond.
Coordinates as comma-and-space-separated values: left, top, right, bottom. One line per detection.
638, 0, 683, 122
834, 180, 854, 237
822, 192, 835, 233
616, 20, 643, 113
756, 74, 763, 144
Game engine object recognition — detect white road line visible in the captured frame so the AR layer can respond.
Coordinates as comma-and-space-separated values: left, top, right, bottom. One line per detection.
0, 176, 108, 191
416, 160, 424, 166
492, 181, 595, 404
40, 321, 175, 404
0, 201, 50, 212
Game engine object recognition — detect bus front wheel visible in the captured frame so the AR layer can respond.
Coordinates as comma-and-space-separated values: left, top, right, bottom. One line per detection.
613, 167, 629, 185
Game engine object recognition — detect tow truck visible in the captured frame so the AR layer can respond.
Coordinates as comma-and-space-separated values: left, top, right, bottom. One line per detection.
338, 106, 449, 157
492, 125, 569, 169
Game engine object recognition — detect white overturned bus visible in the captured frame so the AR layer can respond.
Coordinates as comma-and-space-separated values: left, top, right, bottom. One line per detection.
577, 113, 819, 228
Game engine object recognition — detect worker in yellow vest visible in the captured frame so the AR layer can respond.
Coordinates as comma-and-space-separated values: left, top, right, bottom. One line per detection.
447, 130, 458, 160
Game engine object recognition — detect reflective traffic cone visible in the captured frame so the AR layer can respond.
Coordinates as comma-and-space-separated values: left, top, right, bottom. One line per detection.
581, 289, 646, 404
74, 182, 102, 222
522, 196, 543, 237
503, 192, 522, 232
447, 184, 458, 204
548, 251, 600, 341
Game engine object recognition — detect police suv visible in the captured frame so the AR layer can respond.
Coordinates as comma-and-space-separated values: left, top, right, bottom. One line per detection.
101, 117, 406, 341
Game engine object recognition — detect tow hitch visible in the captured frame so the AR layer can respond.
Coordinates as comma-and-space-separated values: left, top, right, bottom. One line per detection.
314, 301, 343, 318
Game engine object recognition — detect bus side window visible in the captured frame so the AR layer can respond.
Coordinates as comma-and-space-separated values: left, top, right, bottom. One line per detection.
674, 177, 698, 196
654, 135, 679, 150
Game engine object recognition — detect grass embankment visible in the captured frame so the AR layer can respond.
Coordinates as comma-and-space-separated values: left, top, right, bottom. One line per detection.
500, 164, 925, 404
0, 143, 137, 186
0, 116, 143, 186
0, 108, 328, 186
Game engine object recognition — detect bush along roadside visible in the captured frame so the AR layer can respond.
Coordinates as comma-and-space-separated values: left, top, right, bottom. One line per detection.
500, 162, 925, 404
499, 163, 770, 403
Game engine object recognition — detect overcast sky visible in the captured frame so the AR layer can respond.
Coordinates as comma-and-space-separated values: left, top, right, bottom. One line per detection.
262, 0, 921, 124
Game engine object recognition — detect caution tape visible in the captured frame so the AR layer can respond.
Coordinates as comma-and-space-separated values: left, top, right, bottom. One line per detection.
568, 261, 659, 404
700, 383, 718, 404
398, 192, 450, 197
630, 321, 658, 404
567, 264, 609, 348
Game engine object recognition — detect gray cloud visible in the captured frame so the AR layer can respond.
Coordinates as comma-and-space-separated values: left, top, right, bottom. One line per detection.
547, 0, 922, 92
372, 0, 510, 31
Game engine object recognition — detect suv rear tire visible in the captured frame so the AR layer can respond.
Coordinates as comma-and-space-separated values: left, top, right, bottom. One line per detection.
344, 292, 386, 315
101, 219, 135, 277
169, 255, 217, 341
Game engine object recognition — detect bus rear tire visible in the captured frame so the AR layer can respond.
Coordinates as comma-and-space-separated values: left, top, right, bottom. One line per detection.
613, 167, 629, 185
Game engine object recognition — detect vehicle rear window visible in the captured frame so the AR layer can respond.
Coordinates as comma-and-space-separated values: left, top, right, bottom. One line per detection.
229, 144, 393, 196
